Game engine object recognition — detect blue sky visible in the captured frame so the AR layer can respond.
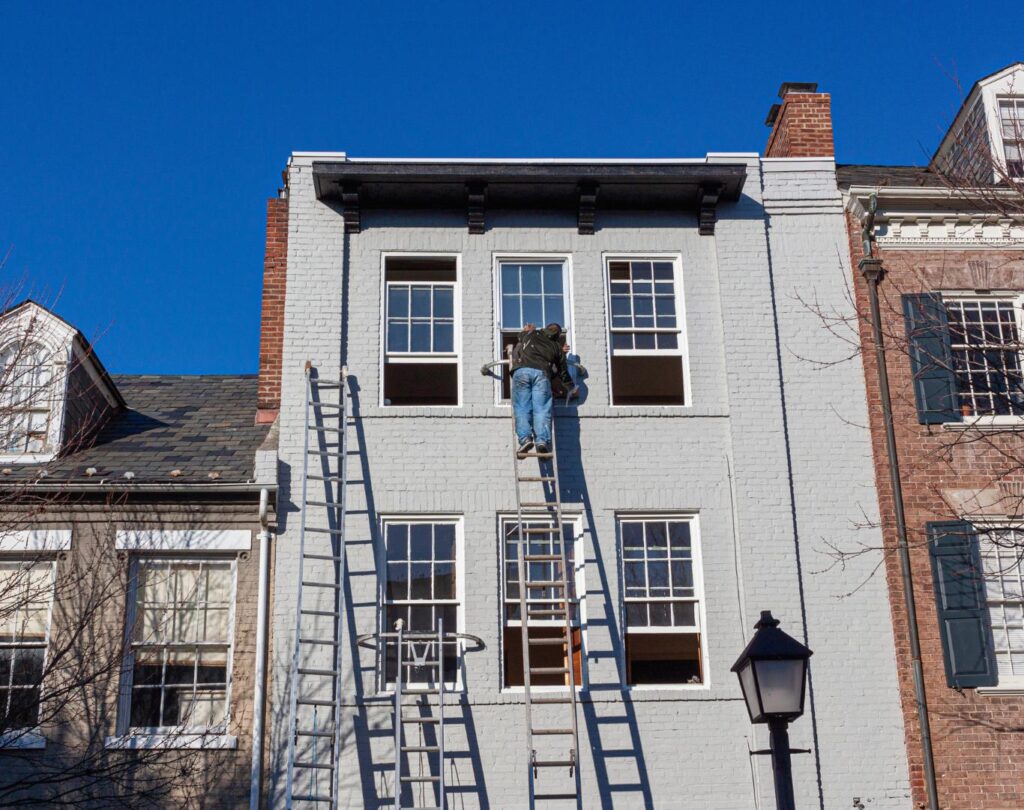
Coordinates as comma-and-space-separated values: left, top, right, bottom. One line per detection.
1, 1, 1021, 374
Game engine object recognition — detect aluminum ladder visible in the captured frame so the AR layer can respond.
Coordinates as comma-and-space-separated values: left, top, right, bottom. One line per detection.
285, 364, 350, 809
511, 409, 581, 805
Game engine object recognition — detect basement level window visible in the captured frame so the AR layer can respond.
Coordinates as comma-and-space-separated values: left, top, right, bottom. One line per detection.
382, 256, 460, 407
620, 516, 704, 686
606, 259, 686, 406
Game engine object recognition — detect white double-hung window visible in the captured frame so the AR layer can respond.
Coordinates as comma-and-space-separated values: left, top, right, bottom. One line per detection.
999, 98, 1024, 179
382, 256, 460, 406
0, 561, 55, 733
619, 515, 705, 686
0, 343, 55, 456
980, 528, 1024, 686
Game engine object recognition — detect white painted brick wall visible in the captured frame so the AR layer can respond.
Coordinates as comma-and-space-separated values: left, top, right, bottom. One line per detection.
267, 155, 911, 809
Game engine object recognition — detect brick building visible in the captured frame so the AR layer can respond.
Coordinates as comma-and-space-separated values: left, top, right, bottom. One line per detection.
837, 63, 1024, 809
260, 84, 911, 807
0, 301, 274, 807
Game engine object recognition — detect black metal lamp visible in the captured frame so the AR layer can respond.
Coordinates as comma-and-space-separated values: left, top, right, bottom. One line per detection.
731, 611, 813, 810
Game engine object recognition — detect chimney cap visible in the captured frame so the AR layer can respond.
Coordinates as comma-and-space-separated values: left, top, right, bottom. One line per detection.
777, 82, 819, 98
765, 103, 782, 127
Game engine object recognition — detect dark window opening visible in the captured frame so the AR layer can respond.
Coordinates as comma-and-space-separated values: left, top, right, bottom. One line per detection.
383, 363, 458, 406
504, 626, 582, 687
611, 356, 684, 405
626, 633, 701, 685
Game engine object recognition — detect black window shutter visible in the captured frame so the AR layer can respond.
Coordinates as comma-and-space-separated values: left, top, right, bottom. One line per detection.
901, 293, 961, 424
927, 521, 997, 688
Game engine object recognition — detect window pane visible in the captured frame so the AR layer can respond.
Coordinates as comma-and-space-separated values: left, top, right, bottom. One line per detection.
542, 265, 563, 293
435, 562, 455, 599
669, 521, 691, 550
649, 602, 671, 626
624, 562, 646, 597
410, 287, 431, 317
544, 296, 564, 327
11, 647, 42, 686
410, 525, 432, 560
672, 602, 696, 627
612, 333, 633, 351
410, 322, 431, 352
522, 296, 544, 326
626, 603, 648, 627
130, 687, 161, 728
653, 262, 674, 280
647, 562, 669, 596
387, 563, 408, 600
521, 266, 542, 294
671, 561, 694, 596
433, 287, 453, 318
501, 264, 520, 294
631, 262, 653, 280
387, 524, 408, 561
409, 564, 433, 600
502, 295, 521, 330
388, 286, 409, 317
435, 524, 455, 560
387, 322, 408, 353
622, 523, 644, 557
433, 322, 454, 353
635, 333, 656, 350
609, 262, 630, 281
656, 333, 678, 350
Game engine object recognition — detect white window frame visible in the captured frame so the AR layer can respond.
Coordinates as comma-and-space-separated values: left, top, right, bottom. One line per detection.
997, 96, 1024, 180
0, 557, 57, 749
492, 254, 575, 404
378, 252, 463, 408
617, 513, 709, 690
108, 555, 238, 748
940, 291, 1024, 426
377, 515, 465, 693
498, 513, 586, 692
973, 524, 1024, 693
0, 341, 66, 465
602, 254, 691, 408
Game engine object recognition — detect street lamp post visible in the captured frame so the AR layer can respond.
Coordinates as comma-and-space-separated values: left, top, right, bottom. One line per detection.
731, 611, 814, 810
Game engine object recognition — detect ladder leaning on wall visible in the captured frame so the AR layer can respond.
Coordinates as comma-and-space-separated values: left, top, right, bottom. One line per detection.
285, 364, 351, 809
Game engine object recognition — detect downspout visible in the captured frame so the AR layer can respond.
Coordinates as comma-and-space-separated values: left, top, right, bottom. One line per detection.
858, 194, 940, 810
250, 487, 272, 810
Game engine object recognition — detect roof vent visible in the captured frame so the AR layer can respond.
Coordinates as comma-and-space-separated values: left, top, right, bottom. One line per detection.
123, 471, 135, 481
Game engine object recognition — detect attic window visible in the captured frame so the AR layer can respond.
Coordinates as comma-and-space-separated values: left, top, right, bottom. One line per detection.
382, 257, 460, 407
0, 343, 54, 455
999, 99, 1024, 178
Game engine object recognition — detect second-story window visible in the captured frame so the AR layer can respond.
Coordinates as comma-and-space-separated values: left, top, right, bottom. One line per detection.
0, 343, 54, 455
945, 297, 1024, 417
606, 259, 686, 405
999, 98, 1024, 178
0, 561, 55, 730
382, 257, 459, 406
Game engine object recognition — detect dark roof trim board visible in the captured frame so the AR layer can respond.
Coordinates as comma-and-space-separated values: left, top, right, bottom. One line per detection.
311, 160, 747, 235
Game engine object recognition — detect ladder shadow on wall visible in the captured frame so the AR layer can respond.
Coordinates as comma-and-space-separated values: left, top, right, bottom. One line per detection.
554, 415, 655, 810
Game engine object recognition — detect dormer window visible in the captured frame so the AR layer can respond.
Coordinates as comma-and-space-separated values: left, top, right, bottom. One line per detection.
0, 343, 54, 455
998, 98, 1024, 178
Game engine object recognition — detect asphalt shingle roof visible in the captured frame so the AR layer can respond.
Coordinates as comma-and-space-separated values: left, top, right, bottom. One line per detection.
8, 375, 270, 485
836, 164, 948, 189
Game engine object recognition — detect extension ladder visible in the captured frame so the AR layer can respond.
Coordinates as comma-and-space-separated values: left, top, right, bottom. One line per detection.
285, 364, 350, 808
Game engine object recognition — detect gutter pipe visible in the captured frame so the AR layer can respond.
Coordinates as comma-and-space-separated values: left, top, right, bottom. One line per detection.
250, 487, 272, 810
859, 194, 940, 810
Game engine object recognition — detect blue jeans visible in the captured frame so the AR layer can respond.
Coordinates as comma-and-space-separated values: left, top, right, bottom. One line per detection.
512, 367, 552, 446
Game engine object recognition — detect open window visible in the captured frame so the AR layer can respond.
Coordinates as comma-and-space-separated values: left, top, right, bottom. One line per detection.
496, 260, 570, 400
619, 516, 704, 686
500, 516, 582, 688
606, 259, 686, 405
383, 257, 459, 406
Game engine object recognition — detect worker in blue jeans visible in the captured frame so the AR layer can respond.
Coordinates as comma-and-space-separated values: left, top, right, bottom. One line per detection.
511, 323, 577, 458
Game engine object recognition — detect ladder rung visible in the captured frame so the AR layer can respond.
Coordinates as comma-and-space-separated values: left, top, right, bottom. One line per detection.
301, 609, 340, 618
521, 527, 560, 534
518, 452, 554, 458
309, 425, 344, 433
534, 793, 578, 800
307, 474, 345, 483
299, 637, 339, 646
297, 668, 338, 678
526, 581, 566, 588
306, 500, 344, 509
311, 379, 345, 387
534, 760, 575, 767
294, 760, 333, 770
401, 688, 441, 696
296, 698, 335, 707
309, 400, 344, 407
529, 637, 568, 646
402, 745, 440, 753
292, 795, 334, 803
305, 526, 344, 535
530, 667, 570, 675
302, 580, 342, 590
519, 502, 557, 508
295, 728, 335, 738
400, 775, 440, 783
303, 553, 344, 563
307, 449, 343, 457
519, 476, 556, 482
524, 554, 562, 562
532, 696, 572, 704
401, 716, 440, 724
531, 727, 574, 735
527, 609, 568, 617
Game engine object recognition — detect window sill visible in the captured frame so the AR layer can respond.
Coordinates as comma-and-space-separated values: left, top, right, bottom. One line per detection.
104, 733, 237, 750
0, 452, 56, 464
943, 418, 1024, 431
0, 730, 45, 749
976, 686, 1024, 697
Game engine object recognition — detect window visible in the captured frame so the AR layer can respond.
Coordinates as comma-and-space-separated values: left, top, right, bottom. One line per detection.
999, 98, 1024, 178
0, 561, 54, 729
382, 257, 459, 406
382, 519, 459, 688
500, 516, 582, 688
980, 528, 1024, 685
122, 559, 234, 733
606, 259, 685, 405
945, 297, 1024, 417
496, 260, 570, 400
0, 343, 53, 455
619, 516, 703, 685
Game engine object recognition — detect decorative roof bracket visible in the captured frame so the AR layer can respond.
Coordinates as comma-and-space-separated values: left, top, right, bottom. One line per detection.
341, 183, 361, 234
698, 182, 722, 235
578, 182, 599, 234
467, 182, 487, 234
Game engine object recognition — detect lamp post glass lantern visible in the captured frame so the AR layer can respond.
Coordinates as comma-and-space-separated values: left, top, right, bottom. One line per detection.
731, 611, 813, 810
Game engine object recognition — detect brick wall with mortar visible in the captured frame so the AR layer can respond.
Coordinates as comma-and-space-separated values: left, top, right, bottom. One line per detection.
766, 93, 836, 159
266, 154, 910, 808
845, 217, 1024, 809
258, 195, 289, 423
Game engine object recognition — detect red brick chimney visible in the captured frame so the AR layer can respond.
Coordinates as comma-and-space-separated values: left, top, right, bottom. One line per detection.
765, 82, 835, 158
256, 192, 288, 424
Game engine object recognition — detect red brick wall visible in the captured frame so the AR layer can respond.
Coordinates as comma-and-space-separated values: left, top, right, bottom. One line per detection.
846, 213, 1024, 809
257, 196, 288, 423
766, 93, 835, 158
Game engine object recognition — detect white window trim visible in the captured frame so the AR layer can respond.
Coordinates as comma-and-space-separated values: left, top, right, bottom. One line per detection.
0, 729, 46, 749
492, 254, 575, 405
104, 733, 238, 750
602, 254, 692, 409
377, 515, 466, 694
383, 280, 459, 360
0, 530, 71, 553
617, 513, 709, 691
939, 290, 1024, 425
115, 529, 251, 552
115, 556, 238, 739
970, 522, 1024, 693
378, 252, 463, 409
996, 96, 1024, 181
0, 343, 68, 465
497, 513, 587, 693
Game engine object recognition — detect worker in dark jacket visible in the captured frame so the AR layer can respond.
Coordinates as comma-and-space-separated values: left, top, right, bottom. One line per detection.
511, 322, 576, 458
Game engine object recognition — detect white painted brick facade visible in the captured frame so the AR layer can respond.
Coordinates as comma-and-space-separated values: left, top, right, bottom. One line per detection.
267, 155, 912, 808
